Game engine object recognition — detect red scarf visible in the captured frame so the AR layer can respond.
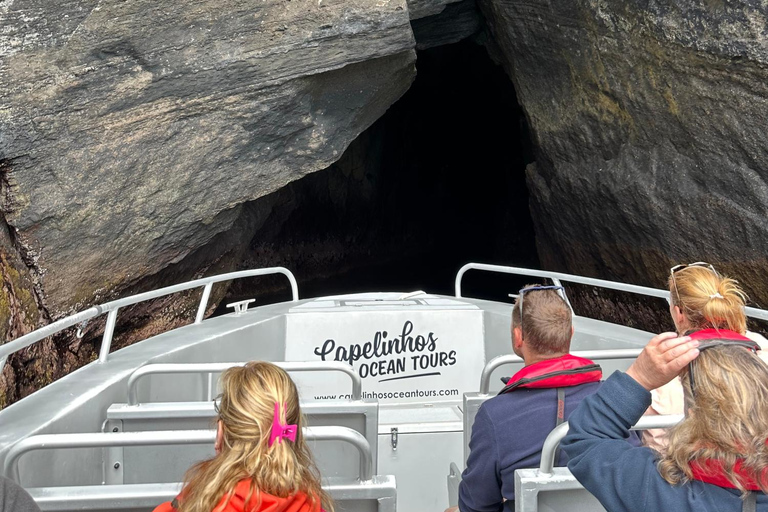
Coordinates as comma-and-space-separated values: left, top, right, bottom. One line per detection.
499, 354, 602, 393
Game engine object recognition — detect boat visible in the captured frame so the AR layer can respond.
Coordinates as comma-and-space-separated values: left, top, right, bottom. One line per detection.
2, 263, 767, 512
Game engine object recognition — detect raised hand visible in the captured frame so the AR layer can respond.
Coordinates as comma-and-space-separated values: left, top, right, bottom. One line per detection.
626, 332, 700, 391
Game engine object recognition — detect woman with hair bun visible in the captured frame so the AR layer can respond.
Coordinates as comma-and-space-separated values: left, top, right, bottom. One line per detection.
644, 262, 767, 451
153, 361, 332, 512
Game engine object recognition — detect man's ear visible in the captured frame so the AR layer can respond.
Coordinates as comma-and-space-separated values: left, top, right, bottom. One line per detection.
513, 326, 524, 349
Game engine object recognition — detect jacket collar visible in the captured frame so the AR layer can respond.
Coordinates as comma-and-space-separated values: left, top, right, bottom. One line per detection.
498, 354, 602, 394
691, 458, 766, 492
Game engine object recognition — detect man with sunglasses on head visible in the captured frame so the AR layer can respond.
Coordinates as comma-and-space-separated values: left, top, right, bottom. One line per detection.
458, 285, 604, 512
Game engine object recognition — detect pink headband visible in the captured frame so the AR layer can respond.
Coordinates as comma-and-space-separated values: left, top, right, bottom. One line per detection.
268, 402, 297, 447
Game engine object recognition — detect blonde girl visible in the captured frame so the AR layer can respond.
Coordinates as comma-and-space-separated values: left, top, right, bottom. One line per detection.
153, 361, 333, 512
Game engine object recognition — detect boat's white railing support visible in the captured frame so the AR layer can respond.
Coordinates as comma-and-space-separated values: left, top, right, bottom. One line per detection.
0, 267, 299, 374
455, 263, 669, 304
478, 348, 642, 395
3, 425, 373, 484
455, 263, 768, 321
127, 361, 362, 405
537, 414, 684, 475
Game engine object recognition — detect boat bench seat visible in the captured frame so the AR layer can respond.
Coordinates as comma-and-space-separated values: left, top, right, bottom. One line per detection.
105, 399, 379, 484
26, 476, 397, 512
7, 426, 395, 512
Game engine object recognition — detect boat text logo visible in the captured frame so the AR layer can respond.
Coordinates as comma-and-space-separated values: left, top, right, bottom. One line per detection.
312, 320, 457, 381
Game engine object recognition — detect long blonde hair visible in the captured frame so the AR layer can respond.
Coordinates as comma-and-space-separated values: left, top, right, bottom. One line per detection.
178, 361, 333, 512
669, 266, 748, 334
657, 347, 768, 493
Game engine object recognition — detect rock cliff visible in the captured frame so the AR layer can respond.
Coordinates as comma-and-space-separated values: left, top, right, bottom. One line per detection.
4, 0, 768, 405
478, 0, 768, 303
0, 0, 416, 318
0, 0, 421, 403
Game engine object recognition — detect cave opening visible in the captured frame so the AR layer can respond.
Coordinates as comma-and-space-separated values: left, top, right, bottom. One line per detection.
225, 38, 539, 308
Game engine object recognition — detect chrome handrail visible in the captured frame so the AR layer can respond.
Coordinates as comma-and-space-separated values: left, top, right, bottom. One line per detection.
456, 263, 669, 302
4, 425, 373, 483
0, 267, 299, 374
478, 349, 643, 395
538, 414, 684, 475
127, 361, 362, 405
456, 263, 768, 321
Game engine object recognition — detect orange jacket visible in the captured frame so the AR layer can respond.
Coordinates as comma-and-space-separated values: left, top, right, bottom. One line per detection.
153, 480, 321, 512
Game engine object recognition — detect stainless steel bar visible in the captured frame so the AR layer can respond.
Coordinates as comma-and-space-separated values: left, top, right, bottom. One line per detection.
455, 263, 670, 301
127, 361, 362, 405
309, 426, 374, 482
1, 267, 299, 366
0, 308, 103, 366
4, 430, 215, 483
457, 263, 768, 323
98, 309, 119, 363
4, 425, 373, 484
478, 349, 643, 395
538, 414, 684, 475
195, 283, 214, 324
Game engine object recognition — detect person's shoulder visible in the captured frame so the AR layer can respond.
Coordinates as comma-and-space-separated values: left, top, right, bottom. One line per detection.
482, 387, 556, 416
0, 477, 41, 512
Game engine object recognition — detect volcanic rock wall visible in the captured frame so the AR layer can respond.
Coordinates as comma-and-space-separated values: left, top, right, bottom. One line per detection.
4, 0, 768, 405
0, 0, 417, 316
478, 0, 768, 303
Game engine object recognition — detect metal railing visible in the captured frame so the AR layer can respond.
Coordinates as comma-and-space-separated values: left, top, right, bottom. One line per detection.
0, 267, 299, 375
456, 263, 668, 305
538, 414, 684, 475
478, 349, 643, 395
127, 361, 362, 405
455, 263, 768, 322
3, 425, 373, 483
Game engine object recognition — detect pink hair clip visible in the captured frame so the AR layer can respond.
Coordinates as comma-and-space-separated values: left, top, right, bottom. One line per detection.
269, 402, 297, 447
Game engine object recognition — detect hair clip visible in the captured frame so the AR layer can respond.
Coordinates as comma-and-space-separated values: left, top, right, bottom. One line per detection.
269, 402, 297, 447
710, 293, 724, 299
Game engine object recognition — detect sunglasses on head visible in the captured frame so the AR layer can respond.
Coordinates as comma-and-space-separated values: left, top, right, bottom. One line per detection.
213, 394, 222, 415
670, 262, 719, 276
670, 262, 719, 306
515, 285, 567, 333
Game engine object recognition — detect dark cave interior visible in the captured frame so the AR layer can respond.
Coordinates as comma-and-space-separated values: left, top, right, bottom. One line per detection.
221, 39, 541, 310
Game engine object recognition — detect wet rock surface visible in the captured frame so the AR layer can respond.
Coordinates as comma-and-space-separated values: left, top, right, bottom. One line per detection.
0, 0, 416, 317
4, 0, 768, 406
0, 0, 418, 404
412, 0, 483, 50
407, 0, 466, 20
478, 0, 768, 304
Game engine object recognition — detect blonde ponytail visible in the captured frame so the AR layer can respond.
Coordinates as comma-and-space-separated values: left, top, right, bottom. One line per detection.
669, 266, 748, 334
178, 362, 333, 512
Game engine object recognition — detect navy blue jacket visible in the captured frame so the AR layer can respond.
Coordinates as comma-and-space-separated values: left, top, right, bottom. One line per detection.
1, 477, 40, 512
458, 382, 601, 512
562, 371, 768, 512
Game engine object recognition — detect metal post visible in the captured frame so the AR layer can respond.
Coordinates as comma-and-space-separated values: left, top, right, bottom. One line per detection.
99, 309, 120, 363
195, 283, 213, 324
